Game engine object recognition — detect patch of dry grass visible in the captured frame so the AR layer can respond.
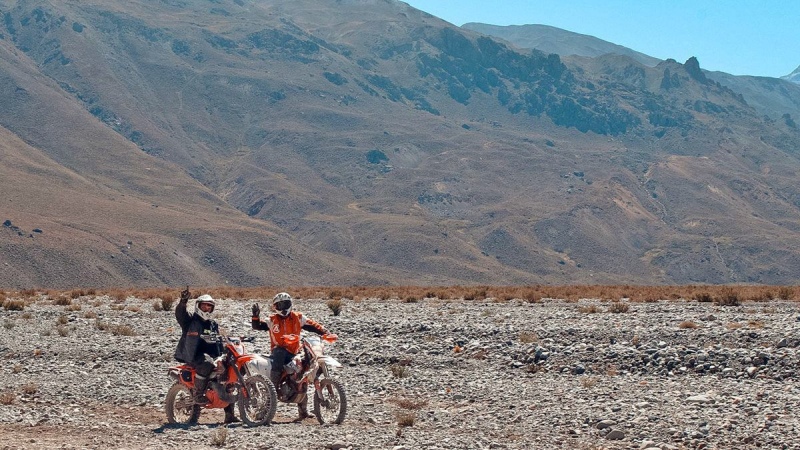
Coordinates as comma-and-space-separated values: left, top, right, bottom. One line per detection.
678, 321, 699, 329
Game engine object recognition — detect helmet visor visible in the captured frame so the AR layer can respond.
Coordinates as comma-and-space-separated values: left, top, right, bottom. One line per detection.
274, 299, 291, 311
198, 302, 215, 312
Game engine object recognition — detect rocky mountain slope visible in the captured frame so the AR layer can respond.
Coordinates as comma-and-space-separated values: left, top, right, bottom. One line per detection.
783, 65, 800, 84
2, 0, 800, 287
462, 22, 661, 67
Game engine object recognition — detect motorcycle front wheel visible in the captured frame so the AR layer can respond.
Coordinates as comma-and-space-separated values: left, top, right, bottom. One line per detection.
313, 378, 347, 424
238, 375, 277, 427
165, 382, 200, 424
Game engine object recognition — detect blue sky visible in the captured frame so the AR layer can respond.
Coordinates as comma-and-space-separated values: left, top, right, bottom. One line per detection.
402, 0, 799, 78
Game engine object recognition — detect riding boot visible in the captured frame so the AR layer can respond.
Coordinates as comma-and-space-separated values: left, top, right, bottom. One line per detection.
223, 404, 240, 423
269, 370, 282, 392
297, 397, 314, 420
193, 375, 210, 404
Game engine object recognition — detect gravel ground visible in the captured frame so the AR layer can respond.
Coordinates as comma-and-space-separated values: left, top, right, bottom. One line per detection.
1, 295, 799, 449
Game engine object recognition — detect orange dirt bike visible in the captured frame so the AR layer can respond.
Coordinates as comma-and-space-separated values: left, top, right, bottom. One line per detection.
165, 336, 278, 426
248, 333, 347, 424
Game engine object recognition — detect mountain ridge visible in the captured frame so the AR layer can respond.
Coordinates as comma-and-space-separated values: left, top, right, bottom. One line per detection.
1, 0, 800, 288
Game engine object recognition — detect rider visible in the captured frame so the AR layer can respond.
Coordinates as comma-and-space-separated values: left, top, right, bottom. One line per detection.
174, 288, 239, 424
251, 292, 330, 420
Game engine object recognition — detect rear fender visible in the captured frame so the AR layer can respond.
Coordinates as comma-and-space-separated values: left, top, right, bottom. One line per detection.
244, 354, 272, 378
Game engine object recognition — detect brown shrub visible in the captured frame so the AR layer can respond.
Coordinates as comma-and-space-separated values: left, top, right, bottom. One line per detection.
327, 298, 343, 316
396, 411, 416, 427
389, 364, 410, 378
388, 397, 428, 410
678, 321, 699, 329
53, 296, 72, 306
715, 289, 741, 307
578, 304, 600, 314
2, 299, 25, 311
21, 383, 38, 395
0, 391, 15, 405
607, 301, 630, 313
518, 331, 538, 343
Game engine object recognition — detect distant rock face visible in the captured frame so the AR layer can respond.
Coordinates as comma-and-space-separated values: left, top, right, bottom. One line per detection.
782, 65, 800, 84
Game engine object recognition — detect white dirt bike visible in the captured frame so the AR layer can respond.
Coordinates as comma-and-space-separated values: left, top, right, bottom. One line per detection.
244, 333, 347, 424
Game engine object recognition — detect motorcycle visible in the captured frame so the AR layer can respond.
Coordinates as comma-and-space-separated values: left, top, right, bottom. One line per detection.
165, 336, 278, 427
247, 333, 347, 424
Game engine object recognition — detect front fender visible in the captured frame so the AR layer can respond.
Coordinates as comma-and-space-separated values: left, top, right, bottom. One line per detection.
318, 355, 342, 369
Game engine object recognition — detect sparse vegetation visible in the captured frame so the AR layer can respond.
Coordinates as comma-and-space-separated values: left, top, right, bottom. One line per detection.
54, 296, 72, 306
210, 427, 228, 447
57, 325, 69, 337
607, 302, 630, 313
0, 391, 15, 405
519, 331, 538, 343
578, 304, 600, 314
715, 289, 741, 307
396, 411, 416, 427
327, 298, 343, 316
161, 296, 176, 311
580, 377, 599, 388
388, 396, 428, 410
678, 321, 699, 329
2, 299, 25, 311
21, 383, 38, 395
389, 363, 410, 378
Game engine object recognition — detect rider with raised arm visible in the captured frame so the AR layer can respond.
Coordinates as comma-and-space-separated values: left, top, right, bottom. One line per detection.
251, 292, 330, 420
174, 287, 239, 423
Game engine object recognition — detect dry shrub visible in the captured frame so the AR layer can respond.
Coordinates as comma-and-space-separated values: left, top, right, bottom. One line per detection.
161, 296, 176, 311
715, 289, 741, 307
12, 364, 23, 374
53, 296, 72, 306
126, 306, 141, 313
726, 322, 743, 330
84, 311, 98, 319
112, 324, 136, 336
21, 383, 38, 395
694, 292, 713, 303
777, 287, 794, 300
21, 312, 32, 320
388, 397, 428, 410
678, 321, 699, 329
152, 300, 164, 312
326, 298, 343, 316
471, 348, 488, 360
389, 364, 410, 379
403, 295, 419, 303
3, 320, 13, 330
396, 411, 416, 427
56, 325, 69, 337
66, 303, 82, 312
578, 304, 600, 314
580, 377, 599, 388
0, 391, 15, 405
70, 290, 84, 299
2, 299, 25, 311
328, 288, 342, 300
518, 331, 538, 344
56, 315, 68, 325
210, 427, 228, 447
747, 320, 764, 329
607, 302, 630, 313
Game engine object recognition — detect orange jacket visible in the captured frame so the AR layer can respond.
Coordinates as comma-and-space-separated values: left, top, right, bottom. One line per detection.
252, 311, 327, 353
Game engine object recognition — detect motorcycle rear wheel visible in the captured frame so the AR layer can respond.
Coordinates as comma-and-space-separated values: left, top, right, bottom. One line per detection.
165, 382, 200, 424
238, 375, 277, 427
313, 378, 347, 424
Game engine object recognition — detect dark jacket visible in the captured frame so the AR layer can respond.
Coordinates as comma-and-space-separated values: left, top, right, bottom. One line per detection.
174, 300, 221, 365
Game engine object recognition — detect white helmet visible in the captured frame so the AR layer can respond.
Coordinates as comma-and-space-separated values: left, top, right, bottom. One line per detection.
194, 294, 216, 321
272, 292, 293, 317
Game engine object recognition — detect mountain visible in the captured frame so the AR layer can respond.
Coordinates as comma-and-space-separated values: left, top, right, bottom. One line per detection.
1, 0, 800, 288
461, 22, 661, 67
783, 65, 800, 84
